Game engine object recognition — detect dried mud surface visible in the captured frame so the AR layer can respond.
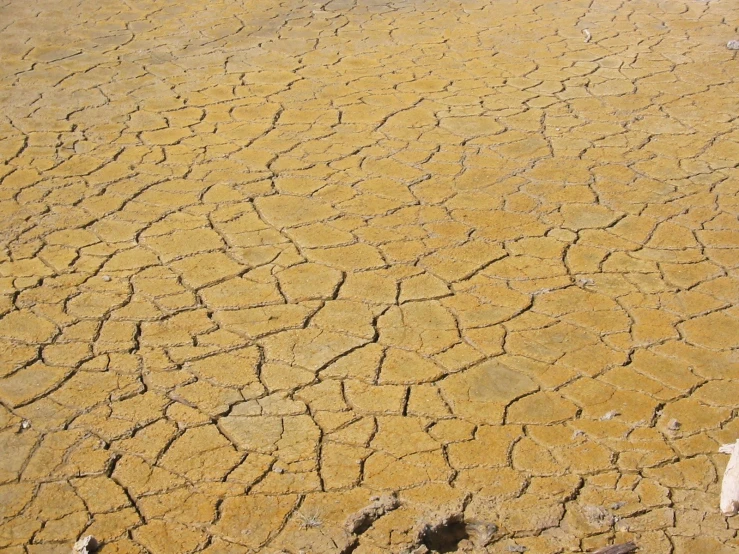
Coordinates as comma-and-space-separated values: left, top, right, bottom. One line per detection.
0, 0, 738, 552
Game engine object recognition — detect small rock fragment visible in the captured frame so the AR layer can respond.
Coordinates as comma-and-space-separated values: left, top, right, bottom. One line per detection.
583, 29, 592, 43
600, 410, 619, 421
72, 535, 98, 554
507, 546, 528, 553
102, 275, 111, 282
719, 439, 739, 516
727, 40, 739, 50
667, 419, 681, 431
592, 542, 637, 554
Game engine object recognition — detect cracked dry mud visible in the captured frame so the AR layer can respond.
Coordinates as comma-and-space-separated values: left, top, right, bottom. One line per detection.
0, 0, 738, 552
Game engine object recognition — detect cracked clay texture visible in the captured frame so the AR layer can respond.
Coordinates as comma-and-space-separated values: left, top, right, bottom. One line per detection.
0, 0, 738, 552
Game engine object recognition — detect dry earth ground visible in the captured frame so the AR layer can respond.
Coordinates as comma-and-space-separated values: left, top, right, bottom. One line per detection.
0, 0, 738, 552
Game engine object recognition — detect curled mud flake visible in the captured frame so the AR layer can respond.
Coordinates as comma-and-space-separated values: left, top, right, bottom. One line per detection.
591, 542, 637, 554
727, 40, 739, 50
17, 419, 31, 432
720, 439, 739, 516
344, 493, 400, 535
667, 419, 681, 431
600, 410, 619, 421
583, 29, 592, 43
72, 535, 99, 554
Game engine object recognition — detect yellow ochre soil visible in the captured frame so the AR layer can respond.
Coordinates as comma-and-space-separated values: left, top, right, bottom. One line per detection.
0, 0, 738, 552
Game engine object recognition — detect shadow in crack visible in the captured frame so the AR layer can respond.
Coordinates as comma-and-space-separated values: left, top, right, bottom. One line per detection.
418, 513, 469, 553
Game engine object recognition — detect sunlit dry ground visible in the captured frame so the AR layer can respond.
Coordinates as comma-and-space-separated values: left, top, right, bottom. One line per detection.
0, 0, 738, 552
